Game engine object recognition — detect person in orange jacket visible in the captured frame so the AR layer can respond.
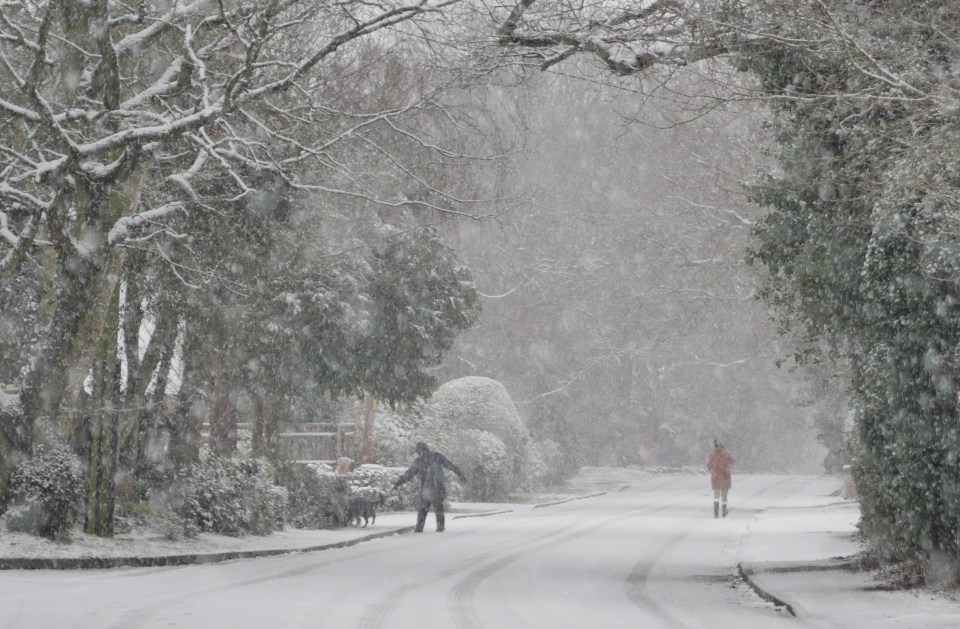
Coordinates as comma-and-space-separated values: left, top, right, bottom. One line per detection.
707, 439, 735, 518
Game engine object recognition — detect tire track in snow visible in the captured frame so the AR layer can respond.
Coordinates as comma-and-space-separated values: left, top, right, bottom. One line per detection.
359, 475, 690, 629
106, 534, 441, 629
447, 478, 701, 629
624, 476, 802, 628
355, 494, 615, 629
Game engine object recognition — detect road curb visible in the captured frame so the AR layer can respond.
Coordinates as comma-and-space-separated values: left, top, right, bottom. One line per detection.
0, 526, 414, 571
533, 492, 606, 509
737, 562, 796, 617
737, 559, 857, 617
453, 509, 513, 520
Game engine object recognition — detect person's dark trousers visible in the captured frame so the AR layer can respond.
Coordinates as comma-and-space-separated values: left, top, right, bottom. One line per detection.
415, 505, 429, 532
415, 499, 445, 532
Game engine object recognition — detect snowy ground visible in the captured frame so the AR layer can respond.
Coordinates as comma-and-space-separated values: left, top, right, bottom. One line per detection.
0, 469, 958, 629
0, 466, 649, 562
738, 476, 960, 628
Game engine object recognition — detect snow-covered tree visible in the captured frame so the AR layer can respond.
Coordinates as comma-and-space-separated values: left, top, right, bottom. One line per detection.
740, 0, 960, 581
0, 0, 471, 450
0, 0, 503, 534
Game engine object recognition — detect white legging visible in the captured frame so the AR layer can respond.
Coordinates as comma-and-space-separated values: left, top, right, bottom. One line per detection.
713, 489, 729, 502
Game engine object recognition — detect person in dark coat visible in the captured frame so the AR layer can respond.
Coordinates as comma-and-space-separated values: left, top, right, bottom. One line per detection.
393, 442, 467, 532
707, 439, 735, 518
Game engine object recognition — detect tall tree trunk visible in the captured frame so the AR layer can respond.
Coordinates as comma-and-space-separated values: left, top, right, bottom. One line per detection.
133, 320, 178, 497
251, 388, 287, 457
18, 252, 103, 455
170, 321, 203, 474
84, 282, 122, 536
208, 350, 237, 458
17, 164, 145, 461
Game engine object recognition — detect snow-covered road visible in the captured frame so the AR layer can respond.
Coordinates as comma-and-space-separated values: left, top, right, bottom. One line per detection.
0, 475, 812, 628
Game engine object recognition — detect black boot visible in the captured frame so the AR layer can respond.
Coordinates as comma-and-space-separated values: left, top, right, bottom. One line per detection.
713, 501, 719, 518
722, 503, 728, 518
415, 509, 427, 532
436, 510, 445, 532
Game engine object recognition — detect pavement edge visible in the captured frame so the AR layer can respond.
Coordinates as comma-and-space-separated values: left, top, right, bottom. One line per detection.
0, 526, 414, 571
737, 562, 797, 617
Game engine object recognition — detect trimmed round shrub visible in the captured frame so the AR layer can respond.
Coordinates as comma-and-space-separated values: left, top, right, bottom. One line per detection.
426, 377, 528, 459
425, 377, 530, 493
6, 444, 84, 540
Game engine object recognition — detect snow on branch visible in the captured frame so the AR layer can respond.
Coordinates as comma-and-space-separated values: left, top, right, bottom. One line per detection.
496, 0, 951, 108
497, 0, 711, 75
107, 203, 186, 246
0, 0, 511, 290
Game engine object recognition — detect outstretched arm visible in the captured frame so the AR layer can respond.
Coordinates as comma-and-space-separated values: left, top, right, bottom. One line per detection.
440, 454, 467, 482
393, 462, 419, 488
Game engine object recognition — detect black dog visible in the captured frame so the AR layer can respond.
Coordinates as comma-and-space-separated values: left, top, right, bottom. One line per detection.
346, 491, 385, 527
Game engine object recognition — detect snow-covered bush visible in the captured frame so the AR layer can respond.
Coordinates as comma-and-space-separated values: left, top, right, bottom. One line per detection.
370, 401, 447, 466
347, 464, 435, 510
268, 485, 288, 531
347, 465, 403, 509
448, 430, 510, 502
274, 462, 352, 529
515, 439, 567, 492
530, 439, 567, 487
369, 377, 545, 501
6, 444, 83, 540
171, 455, 278, 536
427, 377, 528, 458
369, 406, 418, 466
119, 499, 198, 540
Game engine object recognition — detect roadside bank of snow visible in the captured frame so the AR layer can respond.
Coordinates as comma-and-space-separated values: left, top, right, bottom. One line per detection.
0, 498, 547, 566
737, 476, 960, 627
0, 467, 679, 566
0, 511, 416, 564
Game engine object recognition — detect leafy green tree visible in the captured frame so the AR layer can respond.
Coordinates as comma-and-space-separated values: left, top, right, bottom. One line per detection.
738, 0, 960, 579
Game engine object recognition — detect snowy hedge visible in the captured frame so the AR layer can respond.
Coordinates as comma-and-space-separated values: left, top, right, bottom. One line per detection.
275, 462, 396, 528
369, 403, 445, 467
346, 464, 422, 511
425, 377, 527, 495
171, 455, 280, 536
5, 444, 84, 540
512, 439, 567, 492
